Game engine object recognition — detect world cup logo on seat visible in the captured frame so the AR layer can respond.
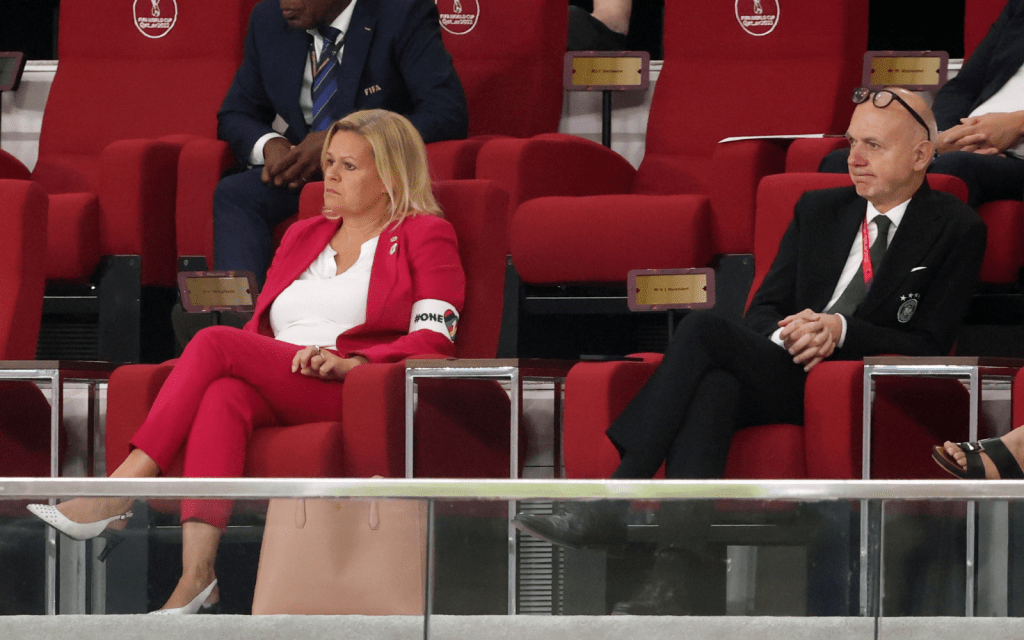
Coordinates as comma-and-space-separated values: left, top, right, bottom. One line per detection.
134, 0, 177, 38
736, 0, 779, 36
435, 0, 479, 35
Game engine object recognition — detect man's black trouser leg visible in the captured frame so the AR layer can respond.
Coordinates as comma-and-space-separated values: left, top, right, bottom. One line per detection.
607, 311, 807, 480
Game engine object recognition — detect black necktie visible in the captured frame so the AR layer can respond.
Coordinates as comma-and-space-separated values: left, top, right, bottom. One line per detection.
825, 215, 892, 316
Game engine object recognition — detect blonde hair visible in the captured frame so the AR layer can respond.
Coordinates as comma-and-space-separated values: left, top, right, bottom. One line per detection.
321, 109, 442, 223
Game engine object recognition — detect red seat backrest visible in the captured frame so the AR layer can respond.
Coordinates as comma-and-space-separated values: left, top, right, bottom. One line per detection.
964, 0, 1008, 60
435, 0, 566, 138
748, 173, 969, 311
33, 0, 258, 194
635, 1, 868, 198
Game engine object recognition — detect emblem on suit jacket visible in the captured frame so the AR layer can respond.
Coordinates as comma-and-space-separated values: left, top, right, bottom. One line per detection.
897, 293, 920, 323
134, 0, 177, 39
735, 0, 779, 37
436, 0, 479, 35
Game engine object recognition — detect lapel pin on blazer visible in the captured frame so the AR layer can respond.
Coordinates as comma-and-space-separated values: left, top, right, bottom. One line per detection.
364, 84, 382, 95
897, 292, 920, 323
389, 236, 398, 255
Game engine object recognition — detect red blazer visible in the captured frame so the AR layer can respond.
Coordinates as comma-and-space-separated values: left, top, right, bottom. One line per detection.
244, 213, 465, 363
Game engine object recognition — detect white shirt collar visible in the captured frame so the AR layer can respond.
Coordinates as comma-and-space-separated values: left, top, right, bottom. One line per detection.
307, 0, 357, 44
866, 197, 910, 232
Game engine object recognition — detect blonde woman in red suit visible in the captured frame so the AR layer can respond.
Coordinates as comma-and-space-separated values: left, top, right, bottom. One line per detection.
27, 109, 465, 614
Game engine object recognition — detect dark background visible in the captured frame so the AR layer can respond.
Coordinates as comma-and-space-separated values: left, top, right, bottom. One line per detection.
568, 0, 971, 61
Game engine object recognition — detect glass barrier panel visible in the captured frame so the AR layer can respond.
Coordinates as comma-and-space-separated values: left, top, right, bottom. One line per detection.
1, 478, 1023, 640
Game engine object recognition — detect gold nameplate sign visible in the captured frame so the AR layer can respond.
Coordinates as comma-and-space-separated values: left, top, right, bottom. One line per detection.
628, 268, 715, 311
564, 51, 651, 91
177, 271, 258, 313
863, 51, 949, 93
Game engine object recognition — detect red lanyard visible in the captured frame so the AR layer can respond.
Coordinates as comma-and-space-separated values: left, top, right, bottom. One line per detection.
861, 218, 878, 286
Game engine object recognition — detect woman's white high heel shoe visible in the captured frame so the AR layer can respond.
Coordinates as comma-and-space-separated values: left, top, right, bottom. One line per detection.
149, 580, 218, 615
26, 503, 133, 541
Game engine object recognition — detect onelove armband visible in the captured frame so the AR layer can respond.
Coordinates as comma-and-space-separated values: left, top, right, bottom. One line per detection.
409, 299, 459, 342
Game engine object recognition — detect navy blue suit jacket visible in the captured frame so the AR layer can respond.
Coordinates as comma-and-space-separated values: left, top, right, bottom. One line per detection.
933, 0, 1024, 131
218, 0, 468, 165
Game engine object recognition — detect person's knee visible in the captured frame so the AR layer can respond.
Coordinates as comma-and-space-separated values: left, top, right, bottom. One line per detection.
670, 312, 732, 350
185, 325, 241, 358
674, 311, 727, 337
213, 170, 258, 220
929, 151, 977, 176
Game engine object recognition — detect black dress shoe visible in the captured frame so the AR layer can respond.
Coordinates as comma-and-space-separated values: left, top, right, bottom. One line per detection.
611, 549, 692, 615
512, 501, 627, 550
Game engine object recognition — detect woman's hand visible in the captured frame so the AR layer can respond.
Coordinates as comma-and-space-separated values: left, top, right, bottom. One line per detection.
291, 345, 367, 381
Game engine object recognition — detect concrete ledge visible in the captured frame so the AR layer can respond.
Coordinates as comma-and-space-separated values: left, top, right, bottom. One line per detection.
3, 615, 1022, 640
0, 614, 876, 640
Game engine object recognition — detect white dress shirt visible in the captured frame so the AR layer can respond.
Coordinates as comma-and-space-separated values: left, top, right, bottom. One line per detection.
269, 234, 378, 347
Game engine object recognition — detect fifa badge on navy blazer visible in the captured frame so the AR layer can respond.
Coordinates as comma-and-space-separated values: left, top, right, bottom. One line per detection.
898, 293, 920, 323
364, 84, 382, 96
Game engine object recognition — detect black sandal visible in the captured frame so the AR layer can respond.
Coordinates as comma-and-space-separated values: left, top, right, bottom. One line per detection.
931, 438, 1024, 480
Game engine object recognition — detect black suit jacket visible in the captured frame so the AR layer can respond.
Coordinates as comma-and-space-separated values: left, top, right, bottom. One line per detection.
743, 181, 987, 360
217, 0, 468, 165
933, 0, 1024, 131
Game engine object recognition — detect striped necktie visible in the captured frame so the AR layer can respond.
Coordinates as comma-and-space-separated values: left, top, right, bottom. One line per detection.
311, 26, 344, 132
825, 215, 892, 317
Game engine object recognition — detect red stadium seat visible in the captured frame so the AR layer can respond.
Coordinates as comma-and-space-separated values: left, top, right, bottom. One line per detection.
425, 0, 566, 181
0, 180, 56, 486
788, 1, 1024, 287
0, 0, 259, 361
964, 0, 1008, 60
177, 0, 567, 270
483, 1, 868, 352
105, 180, 515, 492
561, 172, 976, 485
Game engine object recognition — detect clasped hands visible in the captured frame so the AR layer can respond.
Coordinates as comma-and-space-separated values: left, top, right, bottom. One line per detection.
778, 309, 843, 372
262, 130, 329, 190
936, 111, 1024, 156
291, 345, 367, 381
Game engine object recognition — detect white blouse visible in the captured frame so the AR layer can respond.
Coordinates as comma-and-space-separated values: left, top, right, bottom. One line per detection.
269, 236, 379, 347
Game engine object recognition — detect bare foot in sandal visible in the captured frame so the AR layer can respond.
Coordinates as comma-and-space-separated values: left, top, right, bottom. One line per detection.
934, 427, 1024, 479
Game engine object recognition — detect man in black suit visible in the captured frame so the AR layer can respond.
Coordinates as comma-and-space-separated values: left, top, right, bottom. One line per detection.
822, 0, 1024, 207
514, 87, 987, 614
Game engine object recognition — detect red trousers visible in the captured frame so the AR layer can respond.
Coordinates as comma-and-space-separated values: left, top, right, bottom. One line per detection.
130, 326, 347, 528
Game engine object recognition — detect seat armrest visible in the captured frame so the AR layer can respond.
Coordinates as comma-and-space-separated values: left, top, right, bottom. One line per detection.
340, 362, 407, 477
709, 139, 788, 255
802, 360, 863, 479
563, 356, 662, 478
427, 137, 494, 181
98, 139, 181, 287
784, 137, 847, 173
175, 138, 236, 267
106, 362, 177, 471
0, 150, 31, 181
342, 360, 515, 478
511, 194, 712, 284
476, 134, 637, 210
